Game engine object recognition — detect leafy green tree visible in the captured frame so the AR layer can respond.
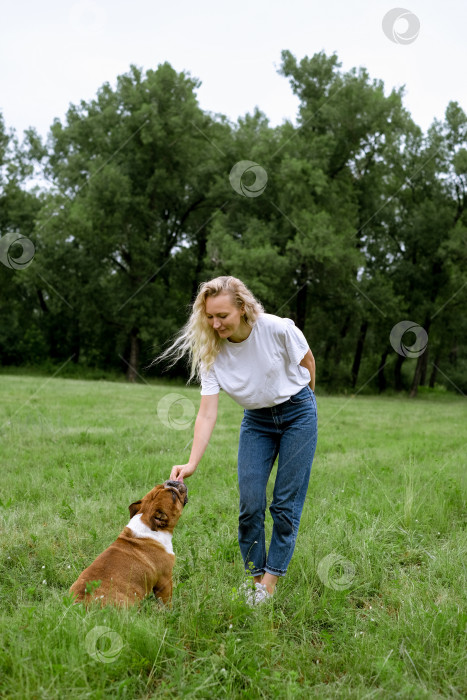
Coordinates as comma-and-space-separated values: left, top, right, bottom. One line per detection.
25, 63, 231, 379
0, 114, 42, 365
205, 50, 420, 391
1, 53, 465, 396
404, 102, 467, 396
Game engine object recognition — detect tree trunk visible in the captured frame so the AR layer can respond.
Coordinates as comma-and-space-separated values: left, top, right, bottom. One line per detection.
409, 316, 431, 397
191, 231, 209, 302
429, 349, 442, 388
71, 319, 80, 364
36, 288, 49, 313
334, 313, 351, 367
419, 346, 429, 386
378, 347, 390, 393
448, 343, 458, 365
339, 314, 351, 339
429, 363, 438, 388
126, 327, 140, 382
351, 320, 368, 388
295, 272, 308, 331
323, 337, 333, 362
394, 354, 405, 392
409, 354, 424, 398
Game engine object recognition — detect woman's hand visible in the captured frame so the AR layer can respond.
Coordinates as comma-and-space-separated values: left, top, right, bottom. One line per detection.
169, 463, 197, 483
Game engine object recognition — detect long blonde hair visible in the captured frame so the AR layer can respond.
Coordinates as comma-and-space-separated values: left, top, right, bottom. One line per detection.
154, 276, 264, 383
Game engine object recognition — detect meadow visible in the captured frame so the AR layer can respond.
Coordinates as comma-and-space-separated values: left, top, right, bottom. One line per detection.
0, 375, 465, 699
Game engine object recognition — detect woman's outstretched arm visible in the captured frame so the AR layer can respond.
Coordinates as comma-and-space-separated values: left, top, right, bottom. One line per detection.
170, 393, 219, 482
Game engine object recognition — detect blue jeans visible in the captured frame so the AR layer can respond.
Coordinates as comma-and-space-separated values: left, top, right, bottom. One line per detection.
237, 385, 318, 578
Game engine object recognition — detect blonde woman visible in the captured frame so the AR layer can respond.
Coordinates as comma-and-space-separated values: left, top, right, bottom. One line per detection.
161, 276, 318, 605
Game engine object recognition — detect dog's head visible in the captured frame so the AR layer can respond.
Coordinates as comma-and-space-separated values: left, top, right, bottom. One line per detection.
128, 481, 188, 531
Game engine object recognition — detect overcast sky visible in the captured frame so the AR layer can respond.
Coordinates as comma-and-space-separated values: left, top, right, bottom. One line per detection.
1, 0, 466, 141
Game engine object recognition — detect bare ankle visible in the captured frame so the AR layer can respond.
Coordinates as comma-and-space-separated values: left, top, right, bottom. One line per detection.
261, 573, 279, 595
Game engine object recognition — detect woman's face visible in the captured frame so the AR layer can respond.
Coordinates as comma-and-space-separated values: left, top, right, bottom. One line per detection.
205, 293, 245, 341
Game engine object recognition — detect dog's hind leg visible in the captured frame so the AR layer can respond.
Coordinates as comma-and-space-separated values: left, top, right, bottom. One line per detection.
153, 577, 173, 606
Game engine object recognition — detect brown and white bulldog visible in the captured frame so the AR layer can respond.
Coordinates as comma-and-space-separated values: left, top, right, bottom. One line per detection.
69, 480, 188, 607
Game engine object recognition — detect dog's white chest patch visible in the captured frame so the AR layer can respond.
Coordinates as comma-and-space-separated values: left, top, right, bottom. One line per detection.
127, 514, 174, 555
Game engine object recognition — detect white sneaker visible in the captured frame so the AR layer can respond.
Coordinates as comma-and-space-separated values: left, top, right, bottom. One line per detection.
244, 582, 272, 607
237, 579, 256, 594
232, 579, 255, 601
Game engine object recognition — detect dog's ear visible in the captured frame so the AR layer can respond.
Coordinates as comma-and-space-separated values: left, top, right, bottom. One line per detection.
128, 500, 142, 517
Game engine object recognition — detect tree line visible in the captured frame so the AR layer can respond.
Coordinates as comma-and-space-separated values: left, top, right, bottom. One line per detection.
0, 51, 466, 395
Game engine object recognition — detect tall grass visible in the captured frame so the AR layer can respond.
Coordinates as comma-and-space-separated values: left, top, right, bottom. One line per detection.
0, 375, 465, 699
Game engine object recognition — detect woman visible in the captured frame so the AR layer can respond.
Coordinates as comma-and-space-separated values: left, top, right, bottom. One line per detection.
160, 276, 318, 605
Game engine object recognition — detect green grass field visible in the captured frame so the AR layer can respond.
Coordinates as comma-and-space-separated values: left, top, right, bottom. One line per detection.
0, 375, 465, 699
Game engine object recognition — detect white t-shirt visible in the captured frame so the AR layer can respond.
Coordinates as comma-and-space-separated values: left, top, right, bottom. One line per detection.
200, 313, 311, 409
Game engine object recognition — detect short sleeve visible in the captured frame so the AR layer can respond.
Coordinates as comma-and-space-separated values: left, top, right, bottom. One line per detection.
283, 319, 309, 365
200, 365, 220, 396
